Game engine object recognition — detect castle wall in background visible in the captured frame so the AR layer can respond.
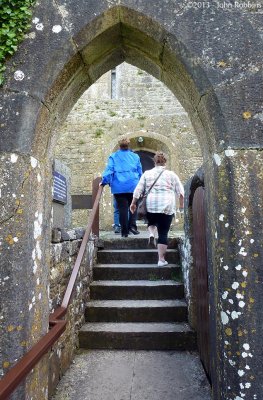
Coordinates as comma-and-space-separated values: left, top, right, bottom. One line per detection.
55, 63, 202, 230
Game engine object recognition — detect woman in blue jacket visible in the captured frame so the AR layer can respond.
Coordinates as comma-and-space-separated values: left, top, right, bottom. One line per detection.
101, 137, 142, 237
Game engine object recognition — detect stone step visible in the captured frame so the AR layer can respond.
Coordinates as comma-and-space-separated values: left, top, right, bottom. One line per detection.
93, 263, 182, 281
85, 299, 188, 322
98, 236, 180, 250
97, 249, 179, 264
90, 280, 184, 300
79, 322, 196, 350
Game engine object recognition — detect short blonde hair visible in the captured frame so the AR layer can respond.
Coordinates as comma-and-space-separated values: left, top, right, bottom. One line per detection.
118, 137, 130, 149
154, 151, 167, 165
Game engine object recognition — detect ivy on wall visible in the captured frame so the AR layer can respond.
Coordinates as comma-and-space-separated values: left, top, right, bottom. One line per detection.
0, 0, 36, 85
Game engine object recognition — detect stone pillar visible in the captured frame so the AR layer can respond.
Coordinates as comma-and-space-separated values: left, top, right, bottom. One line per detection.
0, 153, 51, 399
206, 150, 263, 400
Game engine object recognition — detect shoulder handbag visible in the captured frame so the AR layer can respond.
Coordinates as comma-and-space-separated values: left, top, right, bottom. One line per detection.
137, 170, 164, 220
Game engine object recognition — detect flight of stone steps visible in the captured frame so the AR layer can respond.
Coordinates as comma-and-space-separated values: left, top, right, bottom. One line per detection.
79, 237, 196, 350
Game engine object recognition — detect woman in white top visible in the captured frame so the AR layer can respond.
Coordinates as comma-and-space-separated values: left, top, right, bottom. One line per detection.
130, 151, 184, 266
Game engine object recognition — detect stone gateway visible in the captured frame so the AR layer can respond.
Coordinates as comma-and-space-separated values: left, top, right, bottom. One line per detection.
0, 1, 262, 400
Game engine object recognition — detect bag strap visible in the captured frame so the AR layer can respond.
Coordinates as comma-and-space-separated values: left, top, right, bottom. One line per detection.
144, 169, 165, 197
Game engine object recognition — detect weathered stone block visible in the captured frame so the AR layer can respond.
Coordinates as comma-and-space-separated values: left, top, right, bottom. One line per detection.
67, 229, 77, 241
205, 149, 263, 400
52, 228, 62, 243
60, 229, 70, 241
0, 92, 46, 154
48, 236, 96, 396
68, 240, 80, 256
55, 1, 119, 48
75, 228, 85, 240
212, 73, 263, 148
51, 243, 62, 264
2, 0, 78, 105
0, 153, 50, 400
48, 351, 60, 396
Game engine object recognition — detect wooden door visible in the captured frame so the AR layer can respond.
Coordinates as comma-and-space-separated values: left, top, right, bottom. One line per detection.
192, 186, 211, 379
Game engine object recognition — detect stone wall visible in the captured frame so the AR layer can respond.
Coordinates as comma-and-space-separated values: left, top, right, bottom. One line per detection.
48, 227, 96, 397
55, 63, 203, 229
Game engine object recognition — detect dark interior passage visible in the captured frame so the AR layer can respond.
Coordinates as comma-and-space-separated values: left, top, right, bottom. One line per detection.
135, 150, 155, 172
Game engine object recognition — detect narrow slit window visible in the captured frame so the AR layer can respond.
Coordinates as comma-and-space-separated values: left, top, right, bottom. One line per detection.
111, 68, 117, 99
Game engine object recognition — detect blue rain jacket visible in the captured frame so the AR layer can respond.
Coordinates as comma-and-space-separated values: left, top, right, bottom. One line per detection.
101, 149, 142, 194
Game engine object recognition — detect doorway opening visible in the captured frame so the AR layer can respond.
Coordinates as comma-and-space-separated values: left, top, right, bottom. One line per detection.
135, 150, 155, 172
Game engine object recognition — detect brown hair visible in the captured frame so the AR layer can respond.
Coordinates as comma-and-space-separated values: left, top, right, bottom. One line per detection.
118, 137, 130, 150
154, 151, 167, 166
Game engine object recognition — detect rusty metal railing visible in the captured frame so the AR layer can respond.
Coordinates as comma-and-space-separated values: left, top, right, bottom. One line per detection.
0, 178, 103, 400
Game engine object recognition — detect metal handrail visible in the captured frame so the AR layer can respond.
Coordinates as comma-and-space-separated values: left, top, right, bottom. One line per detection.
0, 179, 103, 400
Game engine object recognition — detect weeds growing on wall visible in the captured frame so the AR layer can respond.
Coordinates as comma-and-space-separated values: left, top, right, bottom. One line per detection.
93, 128, 104, 138
0, 0, 36, 85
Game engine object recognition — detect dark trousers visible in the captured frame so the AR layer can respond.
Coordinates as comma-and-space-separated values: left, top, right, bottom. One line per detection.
114, 193, 137, 236
146, 212, 174, 245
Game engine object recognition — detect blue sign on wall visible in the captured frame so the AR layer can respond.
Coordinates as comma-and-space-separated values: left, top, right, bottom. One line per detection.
53, 171, 67, 204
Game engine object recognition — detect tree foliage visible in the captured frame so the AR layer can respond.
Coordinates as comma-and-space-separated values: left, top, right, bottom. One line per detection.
0, 0, 36, 85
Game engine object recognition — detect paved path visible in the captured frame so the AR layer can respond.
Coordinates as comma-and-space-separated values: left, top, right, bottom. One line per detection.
52, 350, 211, 400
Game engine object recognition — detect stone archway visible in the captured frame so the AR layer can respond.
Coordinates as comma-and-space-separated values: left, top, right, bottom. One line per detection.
0, 3, 262, 400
